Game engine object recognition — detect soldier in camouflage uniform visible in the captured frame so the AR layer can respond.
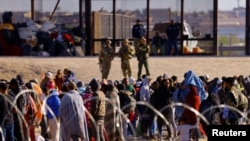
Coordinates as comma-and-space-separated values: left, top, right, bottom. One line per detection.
118, 38, 135, 78
136, 37, 150, 79
99, 39, 115, 80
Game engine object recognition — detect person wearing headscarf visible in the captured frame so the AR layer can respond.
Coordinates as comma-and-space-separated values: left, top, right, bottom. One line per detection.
183, 70, 207, 101
59, 82, 89, 141
105, 81, 124, 141
81, 86, 93, 141
54, 69, 64, 93
181, 70, 206, 139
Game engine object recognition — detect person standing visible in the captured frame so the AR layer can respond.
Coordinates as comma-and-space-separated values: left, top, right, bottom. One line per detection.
181, 70, 206, 139
81, 87, 93, 141
99, 39, 115, 80
166, 20, 180, 56
0, 81, 9, 141
132, 19, 146, 52
105, 81, 124, 141
118, 38, 135, 78
89, 78, 106, 141
59, 82, 88, 141
45, 81, 60, 141
151, 31, 164, 56
136, 37, 150, 79
139, 76, 152, 139
8, 78, 28, 141
40, 71, 55, 140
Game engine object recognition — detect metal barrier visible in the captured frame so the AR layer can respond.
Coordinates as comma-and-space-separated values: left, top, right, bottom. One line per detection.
219, 44, 245, 56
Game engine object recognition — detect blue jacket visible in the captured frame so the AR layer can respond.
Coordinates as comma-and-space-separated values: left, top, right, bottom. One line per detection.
46, 89, 61, 119
166, 24, 180, 40
132, 24, 145, 38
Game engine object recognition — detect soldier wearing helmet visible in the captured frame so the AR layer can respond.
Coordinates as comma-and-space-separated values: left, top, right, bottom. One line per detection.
118, 38, 135, 78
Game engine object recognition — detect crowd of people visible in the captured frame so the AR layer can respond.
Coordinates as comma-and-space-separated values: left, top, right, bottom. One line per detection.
0, 67, 249, 141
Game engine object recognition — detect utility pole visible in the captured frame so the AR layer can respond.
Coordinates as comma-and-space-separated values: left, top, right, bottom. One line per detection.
85, 0, 92, 56
31, 0, 34, 20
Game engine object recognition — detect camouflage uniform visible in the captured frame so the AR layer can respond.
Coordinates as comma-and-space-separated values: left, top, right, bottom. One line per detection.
99, 40, 115, 80
118, 39, 135, 78
136, 38, 150, 78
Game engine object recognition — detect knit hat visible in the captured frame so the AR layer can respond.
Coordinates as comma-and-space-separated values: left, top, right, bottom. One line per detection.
89, 78, 100, 91
9, 78, 20, 85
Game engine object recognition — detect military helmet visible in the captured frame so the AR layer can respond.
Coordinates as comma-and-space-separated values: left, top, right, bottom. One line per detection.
123, 38, 129, 43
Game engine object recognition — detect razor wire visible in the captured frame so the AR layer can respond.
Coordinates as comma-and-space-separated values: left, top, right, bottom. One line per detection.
2, 89, 250, 140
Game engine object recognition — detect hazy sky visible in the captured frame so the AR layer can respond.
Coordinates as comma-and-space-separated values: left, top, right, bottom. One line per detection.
0, 0, 246, 12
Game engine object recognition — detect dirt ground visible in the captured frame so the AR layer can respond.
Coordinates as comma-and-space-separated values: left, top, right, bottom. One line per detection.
1, 56, 250, 84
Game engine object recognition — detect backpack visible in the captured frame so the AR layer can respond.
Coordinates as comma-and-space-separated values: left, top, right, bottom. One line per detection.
119, 90, 136, 114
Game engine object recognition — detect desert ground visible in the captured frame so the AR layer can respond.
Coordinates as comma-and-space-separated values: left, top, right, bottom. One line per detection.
1, 56, 250, 84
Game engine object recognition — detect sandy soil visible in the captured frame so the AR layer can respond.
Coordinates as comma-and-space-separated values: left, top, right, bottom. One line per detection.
1, 56, 250, 84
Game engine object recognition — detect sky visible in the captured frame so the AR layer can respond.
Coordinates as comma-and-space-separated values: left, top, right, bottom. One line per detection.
0, 0, 246, 13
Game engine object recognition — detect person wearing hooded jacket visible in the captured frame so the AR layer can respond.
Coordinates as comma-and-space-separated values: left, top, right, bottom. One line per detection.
45, 80, 60, 141
59, 82, 88, 141
89, 78, 106, 141
8, 78, 28, 141
139, 76, 153, 139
